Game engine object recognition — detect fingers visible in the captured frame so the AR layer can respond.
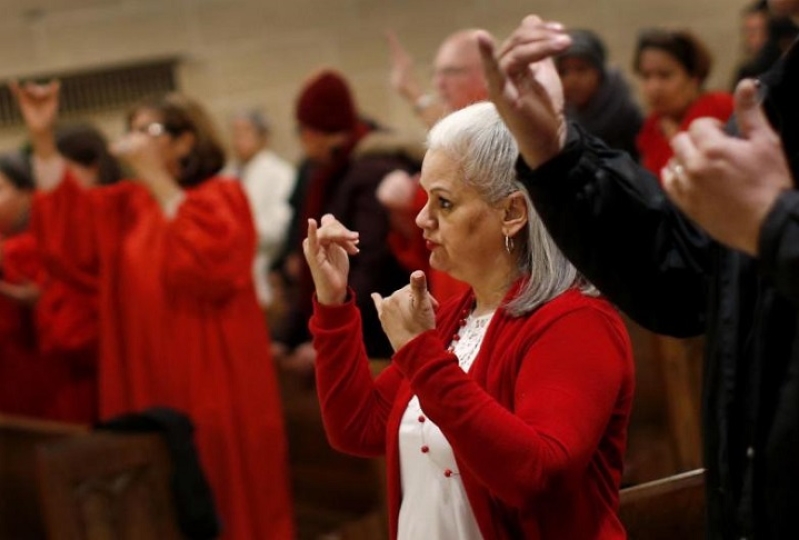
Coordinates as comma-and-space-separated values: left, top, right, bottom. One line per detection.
496, 19, 570, 74
317, 214, 359, 255
733, 78, 771, 140
371, 292, 384, 317
409, 270, 428, 303
305, 218, 319, 259
476, 30, 506, 98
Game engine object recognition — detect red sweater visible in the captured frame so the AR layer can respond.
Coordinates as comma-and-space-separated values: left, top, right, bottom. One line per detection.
637, 91, 734, 178
310, 285, 634, 539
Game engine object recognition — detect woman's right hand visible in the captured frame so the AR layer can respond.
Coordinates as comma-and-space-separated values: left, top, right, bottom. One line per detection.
302, 214, 360, 305
10, 80, 60, 136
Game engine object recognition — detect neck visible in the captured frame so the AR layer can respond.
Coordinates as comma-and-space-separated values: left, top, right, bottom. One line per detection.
468, 257, 520, 317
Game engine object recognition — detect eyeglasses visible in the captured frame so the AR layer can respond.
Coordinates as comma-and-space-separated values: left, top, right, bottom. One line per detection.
130, 122, 167, 137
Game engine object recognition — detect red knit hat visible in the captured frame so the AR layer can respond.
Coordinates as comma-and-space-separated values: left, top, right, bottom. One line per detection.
295, 70, 358, 133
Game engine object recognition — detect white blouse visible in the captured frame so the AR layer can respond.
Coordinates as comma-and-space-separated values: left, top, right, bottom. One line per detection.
397, 310, 495, 540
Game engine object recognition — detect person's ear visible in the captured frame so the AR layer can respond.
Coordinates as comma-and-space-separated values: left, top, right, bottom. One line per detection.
501, 191, 528, 237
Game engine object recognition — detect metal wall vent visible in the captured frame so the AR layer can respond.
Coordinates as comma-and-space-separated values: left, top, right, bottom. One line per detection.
0, 58, 179, 128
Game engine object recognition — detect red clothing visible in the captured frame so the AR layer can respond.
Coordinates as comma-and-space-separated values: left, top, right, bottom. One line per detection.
637, 91, 734, 177
310, 285, 634, 540
2, 231, 99, 423
32, 174, 294, 540
0, 235, 46, 417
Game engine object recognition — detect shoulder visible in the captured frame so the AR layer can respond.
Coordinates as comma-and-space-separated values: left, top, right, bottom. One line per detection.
689, 92, 735, 120
504, 290, 628, 346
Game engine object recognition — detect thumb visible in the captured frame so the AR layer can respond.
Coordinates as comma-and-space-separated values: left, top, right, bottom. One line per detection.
734, 78, 769, 139
476, 30, 506, 98
371, 292, 384, 316
409, 270, 428, 302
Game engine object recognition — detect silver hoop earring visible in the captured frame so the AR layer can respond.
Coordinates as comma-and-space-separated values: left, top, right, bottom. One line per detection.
504, 235, 514, 254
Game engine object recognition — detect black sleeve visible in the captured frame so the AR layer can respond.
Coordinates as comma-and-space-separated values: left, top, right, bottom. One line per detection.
759, 190, 799, 306
517, 123, 712, 337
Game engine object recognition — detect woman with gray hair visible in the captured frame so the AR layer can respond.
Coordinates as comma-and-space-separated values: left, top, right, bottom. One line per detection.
304, 102, 633, 539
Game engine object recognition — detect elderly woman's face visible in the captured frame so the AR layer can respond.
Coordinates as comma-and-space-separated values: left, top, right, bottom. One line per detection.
415, 149, 505, 284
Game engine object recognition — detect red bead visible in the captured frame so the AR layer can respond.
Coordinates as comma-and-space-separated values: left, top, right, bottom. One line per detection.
421, 445, 429, 453
459, 319, 467, 326
452, 334, 460, 341
417, 415, 426, 423
444, 469, 453, 477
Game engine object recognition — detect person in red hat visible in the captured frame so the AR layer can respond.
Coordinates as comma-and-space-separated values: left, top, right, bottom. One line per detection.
273, 69, 424, 373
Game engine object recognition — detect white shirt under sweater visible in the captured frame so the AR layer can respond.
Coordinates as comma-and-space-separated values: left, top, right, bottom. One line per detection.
397, 310, 495, 540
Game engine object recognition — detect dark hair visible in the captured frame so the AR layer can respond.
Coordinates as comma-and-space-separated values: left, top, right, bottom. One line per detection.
56, 123, 122, 186
0, 151, 34, 191
633, 29, 713, 85
743, 0, 768, 15
127, 93, 226, 188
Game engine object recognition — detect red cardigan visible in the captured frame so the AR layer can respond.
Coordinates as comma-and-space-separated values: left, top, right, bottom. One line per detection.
310, 285, 635, 539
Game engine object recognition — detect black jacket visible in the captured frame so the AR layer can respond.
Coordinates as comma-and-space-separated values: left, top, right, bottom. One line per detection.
516, 41, 799, 539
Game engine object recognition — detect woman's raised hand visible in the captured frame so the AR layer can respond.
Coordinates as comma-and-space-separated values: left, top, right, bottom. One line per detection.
476, 16, 571, 169
371, 270, 438, 352
303, 214, 360, 305
10, 80, 60, 136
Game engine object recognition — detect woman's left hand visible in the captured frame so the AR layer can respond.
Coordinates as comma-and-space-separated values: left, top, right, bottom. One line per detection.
372, 270, 438, 352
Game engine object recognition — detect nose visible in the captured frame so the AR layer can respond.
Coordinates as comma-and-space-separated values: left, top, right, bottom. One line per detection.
415, 200, 432, 230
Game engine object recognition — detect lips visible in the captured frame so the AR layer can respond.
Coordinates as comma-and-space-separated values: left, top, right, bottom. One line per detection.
425, 240, 439, 251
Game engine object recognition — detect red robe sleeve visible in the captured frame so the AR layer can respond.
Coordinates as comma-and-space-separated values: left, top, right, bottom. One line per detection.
31, 172, 101, 293
161, 179, 256, 302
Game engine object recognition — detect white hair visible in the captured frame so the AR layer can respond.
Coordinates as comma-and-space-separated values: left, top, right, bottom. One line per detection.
426, 101, 597, 316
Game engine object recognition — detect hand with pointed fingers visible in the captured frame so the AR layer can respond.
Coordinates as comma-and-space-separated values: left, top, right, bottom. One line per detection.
662, 79, 792, 256
476, 15, 572, 169
303, 214, 360, 305
10, 80, 61, 136
371, 270, 438, 352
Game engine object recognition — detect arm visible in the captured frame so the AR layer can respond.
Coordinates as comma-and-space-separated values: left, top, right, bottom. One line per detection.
31, 173, 101, 292
757, 191, 799, 304
477, 21, 709, 335
310, 295, 404, 456
518, 124, 711, 336
393, 304, 630, 508
160, 181, 256, 302
10, 81, 66, 191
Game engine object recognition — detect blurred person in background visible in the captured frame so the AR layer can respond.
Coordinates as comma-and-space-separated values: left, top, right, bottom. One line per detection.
225, 109, 295, 310
555, 29, 643, 159
633, 28, 734, 178
17, 82, 294, 539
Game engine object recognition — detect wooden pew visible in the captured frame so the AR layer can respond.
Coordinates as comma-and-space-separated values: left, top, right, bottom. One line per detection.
0, 414, 87, 540
279, 360, 389, 540
619, 468, 706, 539
35, 431, 183, 540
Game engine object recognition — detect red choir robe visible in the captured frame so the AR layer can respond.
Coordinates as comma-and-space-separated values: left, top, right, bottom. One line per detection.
32, 173, 294, 540
2, 231, 99, 424
0, 234, 49, 417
